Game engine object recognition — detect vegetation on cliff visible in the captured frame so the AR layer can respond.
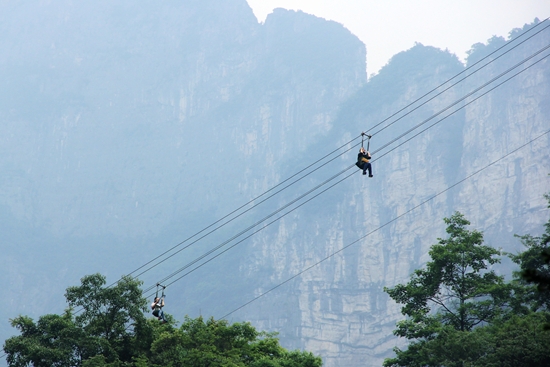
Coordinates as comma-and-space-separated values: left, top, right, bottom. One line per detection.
384, 195, 550, 366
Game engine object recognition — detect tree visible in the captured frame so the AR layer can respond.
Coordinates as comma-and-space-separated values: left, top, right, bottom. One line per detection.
3, 311, 83, 367
476, 312, 550, 367
386, 312, 550, 367
4, 274, 322, 367
509, 193, 550, 311
64, 273, 149, 363
383, 212, 507, 366
3, 273, 150, 366
149, 316, 322, 367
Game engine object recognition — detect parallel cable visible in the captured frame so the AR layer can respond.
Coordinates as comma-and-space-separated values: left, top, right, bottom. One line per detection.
137, 154, 358, 286
140, 167, 358, 301
219, 129, 550, 319
144, 164, 358, 294
142, 50, 550, 294
0, 18, 550, 366
2, 17, 549, 366
138, 43, 550, 290
69, 37, 550, 320
115, 18, 550, 284
369, 19, 550, 137
13, 19, 549, 335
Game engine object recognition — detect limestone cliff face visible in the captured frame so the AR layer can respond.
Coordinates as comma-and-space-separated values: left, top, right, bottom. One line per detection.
0, 0, 366, 355
1, 2, 548, 367
237, 30, 550, 366
0, 1, 365, 240
458, 29, 550, 237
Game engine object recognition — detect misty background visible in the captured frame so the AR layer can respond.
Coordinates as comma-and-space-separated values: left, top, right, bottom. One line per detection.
1, 1, 549, 366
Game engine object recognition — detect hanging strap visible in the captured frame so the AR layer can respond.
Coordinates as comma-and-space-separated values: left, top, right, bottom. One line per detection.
156, 283, 166, 299
155, 283, 167, 299
361, 132, 372, 151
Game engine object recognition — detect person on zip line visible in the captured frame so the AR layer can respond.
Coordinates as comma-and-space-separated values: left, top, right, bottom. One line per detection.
356, 146, 373, 177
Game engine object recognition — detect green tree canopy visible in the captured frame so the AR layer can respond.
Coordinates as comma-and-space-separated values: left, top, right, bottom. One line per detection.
509, 193, 550, 311
384, 204, 550, 367
4, 273, 148, 366
150, 316, 322, 367
4, 311, 82, 367
3, 273, 322, 367
385, 212, 505, 332
384, 212, 509, 366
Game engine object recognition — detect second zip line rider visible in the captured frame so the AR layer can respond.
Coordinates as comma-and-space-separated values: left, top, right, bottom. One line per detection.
151, 283, 168, 323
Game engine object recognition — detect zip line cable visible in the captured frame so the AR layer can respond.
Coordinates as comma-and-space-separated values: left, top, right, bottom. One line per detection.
219, 128, 550, 320
144, 163, 359, 293
117, 52, 550, 353
141, 49, 550, 294
60, 23, 550, 320
141, 50, 550, 296
145, 55, 550, 300
143, 167, 359, 300
67, 36, 550, 320
112, 18, 550, 284
2, 18, 549, 364
373, 43, 550, 151
368, 19, 550, 138
135, 153, 358, 284
92, 19, 550, 293
137, 42, 550, 292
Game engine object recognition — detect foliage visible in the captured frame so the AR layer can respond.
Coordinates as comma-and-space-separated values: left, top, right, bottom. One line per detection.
477, 312, 550, 367
4, 311, 83, 367
509, 18, 542, 40
385, 200, 550, 366
149, 316, 322, 367
466, 18, 541, 66
385, 312, 550, 367
4, 274, 148, 366
3, 274, 321, 367
384, 212, 505, 338
465, 36, 506, 66
509, 193, 550, 311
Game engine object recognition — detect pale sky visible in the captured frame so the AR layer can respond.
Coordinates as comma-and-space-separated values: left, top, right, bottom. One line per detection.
246, 0, 550, 76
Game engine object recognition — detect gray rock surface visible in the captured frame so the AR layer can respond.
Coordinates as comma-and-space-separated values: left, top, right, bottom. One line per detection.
0, 2, 548, 366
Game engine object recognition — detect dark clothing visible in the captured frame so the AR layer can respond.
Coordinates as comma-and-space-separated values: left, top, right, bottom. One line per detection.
357, 151, 371, 164
356, 152, 372, 176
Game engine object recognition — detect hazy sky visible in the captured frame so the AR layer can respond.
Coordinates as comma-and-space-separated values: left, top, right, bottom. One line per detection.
246, 0, 550, 76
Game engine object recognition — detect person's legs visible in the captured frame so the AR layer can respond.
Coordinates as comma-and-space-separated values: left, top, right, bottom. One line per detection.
361, 162, 372, 176
366, 162, 372, 177
159, 309, 167, 323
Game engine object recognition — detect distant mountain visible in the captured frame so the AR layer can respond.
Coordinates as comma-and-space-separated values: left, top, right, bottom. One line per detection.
1, 2, 548, 366
234, 20, 550, 366
0, 0, 365, 364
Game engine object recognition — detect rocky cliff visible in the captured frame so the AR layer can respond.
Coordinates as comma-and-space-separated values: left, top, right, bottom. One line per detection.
0, 2, 548, 366
0, 0, 366, 361
234, 24, 550, 367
